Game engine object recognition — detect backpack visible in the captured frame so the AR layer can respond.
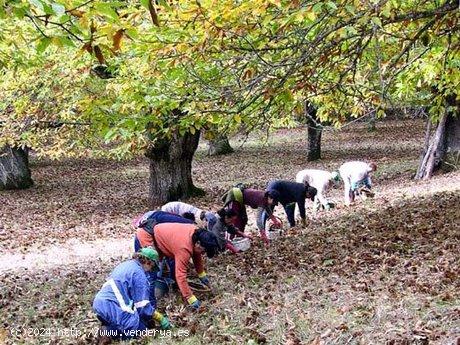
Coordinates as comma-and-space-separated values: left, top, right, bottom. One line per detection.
221, 183, 248, 205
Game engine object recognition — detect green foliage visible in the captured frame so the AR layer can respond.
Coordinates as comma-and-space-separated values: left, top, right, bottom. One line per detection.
0, 0, 458, 159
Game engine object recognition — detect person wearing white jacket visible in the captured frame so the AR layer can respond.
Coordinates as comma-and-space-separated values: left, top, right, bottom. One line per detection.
295, 169, 340, 211
338, 161, 377, 205
161, 201, 217, 231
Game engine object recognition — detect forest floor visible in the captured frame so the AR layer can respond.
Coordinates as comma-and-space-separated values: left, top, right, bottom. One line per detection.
1, 119, 459, 345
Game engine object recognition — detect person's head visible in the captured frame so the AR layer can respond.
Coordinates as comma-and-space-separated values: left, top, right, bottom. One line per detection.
217, 208, 237, 225
369, 162, 377, 172
199, 210, 206, 221
304, 182, 317, 201
265, 190, 280, 205
182, 212, 196, 222
192, 228, 220, 258
133, 247, 159, 272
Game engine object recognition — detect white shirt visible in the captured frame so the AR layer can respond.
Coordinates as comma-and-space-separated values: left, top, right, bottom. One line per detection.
161, 201, 202, 219
296, 169, 334, 206
339, 161, 372, 184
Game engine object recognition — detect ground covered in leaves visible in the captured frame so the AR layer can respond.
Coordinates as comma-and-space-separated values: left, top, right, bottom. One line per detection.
1, 119, 459, 344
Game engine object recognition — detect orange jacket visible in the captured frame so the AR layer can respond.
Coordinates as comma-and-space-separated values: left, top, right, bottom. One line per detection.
153, 223, 205, 299
136, 228, 154, 248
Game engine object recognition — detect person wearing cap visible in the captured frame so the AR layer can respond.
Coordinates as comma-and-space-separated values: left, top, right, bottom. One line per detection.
132, 210, 194, 252
338, 161, 377, 205
161, 201, 217, 231
92, 247, 171, 342
265, 180, 317, 229
211, 208, 251, 254
295, 169, 340, 211
222, 186, 280, 244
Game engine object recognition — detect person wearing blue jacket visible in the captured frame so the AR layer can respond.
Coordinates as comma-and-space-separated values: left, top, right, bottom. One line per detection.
265, 180, 317, 228
93, 247, 171, 342
131, 210, 194, 304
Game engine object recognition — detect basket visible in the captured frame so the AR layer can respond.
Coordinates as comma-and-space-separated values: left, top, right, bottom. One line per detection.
231, 237, 251, 252
265, 216, 283, 240
187, 280, 212, 298
266, 227, 282, 240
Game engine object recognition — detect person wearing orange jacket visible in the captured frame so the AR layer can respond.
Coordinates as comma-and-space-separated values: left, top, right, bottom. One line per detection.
153, 223, 220, 310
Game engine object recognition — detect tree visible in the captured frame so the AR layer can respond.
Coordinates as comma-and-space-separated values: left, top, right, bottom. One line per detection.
145, 109, 204, 205
416, 94, 459, 179
0, 146, 33, 190
1, 0, 458, 204
304, 102, 322, 161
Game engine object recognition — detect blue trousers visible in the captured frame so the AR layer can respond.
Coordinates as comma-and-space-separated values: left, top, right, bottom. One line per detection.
133, 235, 175, 298
93, 298, 148, 340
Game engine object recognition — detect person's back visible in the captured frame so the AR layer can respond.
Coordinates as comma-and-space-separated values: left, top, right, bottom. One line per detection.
296, 169, 337, 210
266, 180, 306, 204
339, 161, 376, 205
154, 223, 196, 259
242, 188, 267, 209
296, 169, 331, 190
339, 161, 371, 183
161, 202, 201, 218
95, 260, 143, 304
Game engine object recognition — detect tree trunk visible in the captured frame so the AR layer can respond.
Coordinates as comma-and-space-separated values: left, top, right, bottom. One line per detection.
145, 130, 204, 207
207, 135, 234, 156
416, 96, 460, 179
305, 102, 322, 161
0, 146, 33, 190
368, 110, 377, 132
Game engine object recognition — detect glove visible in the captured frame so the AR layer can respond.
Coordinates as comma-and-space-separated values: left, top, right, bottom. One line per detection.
324, 203, 331, 211
272, 218, 282, 228
300, 218, 307, 227
260, 232, 270, 246
244, 234, 254, 241
153, 311, 171, 330
198, 271, 210, 286
187, 295, 202, 310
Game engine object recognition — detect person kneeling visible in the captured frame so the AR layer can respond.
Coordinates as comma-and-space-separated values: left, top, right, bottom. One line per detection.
92, 247, 171, 343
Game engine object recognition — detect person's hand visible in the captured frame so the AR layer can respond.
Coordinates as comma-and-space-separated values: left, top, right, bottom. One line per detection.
187, 295, 202, 310
274, 218, 282, 228
324, 203, 331, 211
260, 233, 270, 246
198, 272, 210, 286
244, 233, 254, 240
153, 311, 172, 330
160, 316, 171, 330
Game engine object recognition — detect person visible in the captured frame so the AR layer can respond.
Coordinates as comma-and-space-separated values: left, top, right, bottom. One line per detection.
132, 210, 194, 252
295, 169, 340, 211
161, 201, 217, 231
132, 210, 195, 300
265, 180, 317, 229
221, 185, 281, 243
92, 247, 171, 343
153, 223, 220, 310
338, 161, 377, 205
211, 208, 252, 253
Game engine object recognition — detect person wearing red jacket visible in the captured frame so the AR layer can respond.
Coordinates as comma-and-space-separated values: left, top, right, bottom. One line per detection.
222, 186, 281, 244
153, 223, 220, 310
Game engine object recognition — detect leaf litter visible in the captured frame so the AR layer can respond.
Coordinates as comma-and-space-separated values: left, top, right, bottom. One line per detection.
0, 119, 459, 344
